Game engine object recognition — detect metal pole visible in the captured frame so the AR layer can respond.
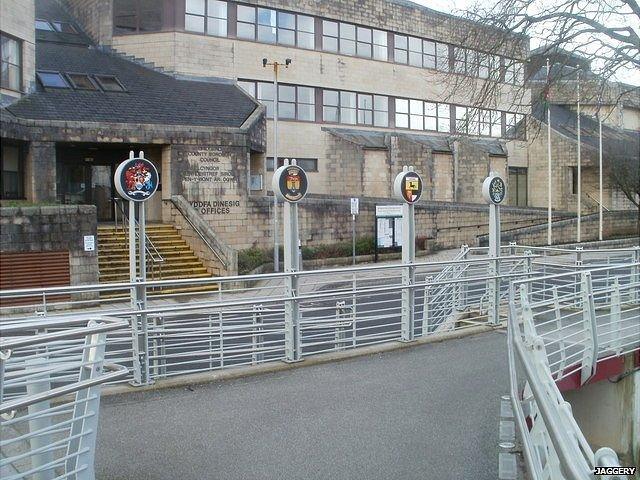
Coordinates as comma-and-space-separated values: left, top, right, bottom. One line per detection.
352, 214, 356, 265
283, 199, 301, 362
488, 202, 501, 325
128, 200, 136, 304
401, 192, 416, 342
26, 357, 54, 480
546, 58, 552, 245
599, 111, 603, 241
273, 63, 280, 273
576, 67, 581, 243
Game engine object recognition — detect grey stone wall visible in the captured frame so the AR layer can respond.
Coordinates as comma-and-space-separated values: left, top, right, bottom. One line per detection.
0, 205, 99, 285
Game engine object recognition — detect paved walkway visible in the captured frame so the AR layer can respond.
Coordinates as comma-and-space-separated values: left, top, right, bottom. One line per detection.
96, 330, 508, 480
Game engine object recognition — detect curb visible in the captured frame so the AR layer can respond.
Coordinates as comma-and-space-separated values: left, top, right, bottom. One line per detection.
101, 323, 503, 397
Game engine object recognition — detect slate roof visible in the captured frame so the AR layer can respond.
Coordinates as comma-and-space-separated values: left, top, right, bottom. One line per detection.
4, 0, 259, 129
532, 102, 639, 161
324, 127, 506, 155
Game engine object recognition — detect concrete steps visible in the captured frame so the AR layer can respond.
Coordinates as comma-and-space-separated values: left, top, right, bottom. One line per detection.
97, 224, 218, 295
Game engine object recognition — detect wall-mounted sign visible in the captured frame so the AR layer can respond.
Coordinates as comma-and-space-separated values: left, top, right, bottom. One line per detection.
114, 157, 159, 202
393, 170, 423, 204
375, 205, 403, 217
482, 175, 507, 205
272, 164, 308, 203
350, 198, 359, 215
83, 235, 95, 252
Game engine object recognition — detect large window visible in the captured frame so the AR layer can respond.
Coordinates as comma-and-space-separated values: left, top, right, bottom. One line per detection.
322, 21, 385, 59
508, 167, 528, 207
1, 143, 24, 200
242, 81, 315, 121
114, 0, 163, 34
505, 112, 525, 139
185, 0, 227, 36
323, 90, 388, 126
1, 33, 21, 91
456, 106, 504, 136
267, 157, 318, 172
394, 34, 449, 72
237, 5, 313, 48
504, 59, 524, 85
395, 98, 450, 132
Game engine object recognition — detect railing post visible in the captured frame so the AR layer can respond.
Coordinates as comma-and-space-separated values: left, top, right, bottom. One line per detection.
66, 324, 107, 479
335, 301, 349, 350
351, 272, 357, 348
129, 280, 152, 386
609, 278, 622, 355
580, 272, 598, 385
422, 277, 432, 336
632, 247, 640, 304
400, 202, 416, 342
455, 248, 468, 312
552, 286, 566, 379
283, 201, 301, 362
25, 357, 54, 480
252, 305, 264, 364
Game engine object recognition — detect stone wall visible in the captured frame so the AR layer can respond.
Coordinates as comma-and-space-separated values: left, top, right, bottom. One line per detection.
478, 210, 639, 246
0, 204, 99, 286
63, 0, 112, 45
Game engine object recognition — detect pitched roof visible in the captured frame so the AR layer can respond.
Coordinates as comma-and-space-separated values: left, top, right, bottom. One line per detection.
532, 102, 639, 161
5, 0, 259, 129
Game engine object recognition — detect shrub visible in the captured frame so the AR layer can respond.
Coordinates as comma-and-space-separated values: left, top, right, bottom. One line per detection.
238, 248, 268, 274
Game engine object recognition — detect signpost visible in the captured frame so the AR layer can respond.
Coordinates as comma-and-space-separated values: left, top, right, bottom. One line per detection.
350, 198, 359, 265
482, 173, 506, 325
114, 150, 159, 386
273, 159, 308, 362
393, 166, 423, 342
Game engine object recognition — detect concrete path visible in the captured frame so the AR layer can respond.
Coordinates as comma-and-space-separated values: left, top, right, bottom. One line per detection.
96, 330, 508, 480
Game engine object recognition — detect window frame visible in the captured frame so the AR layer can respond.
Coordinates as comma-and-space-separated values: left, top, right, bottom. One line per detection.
35, 19, 54, 31
395, 97, 450, 133
114, 0, 165, 35
36, 70, 70, 89
52, 21, 78, 34
93, 74, 127, 92
508, 166, 528, 207
1, 141, 25, 200
1, 32, 23, 92
66, 73, 98, 90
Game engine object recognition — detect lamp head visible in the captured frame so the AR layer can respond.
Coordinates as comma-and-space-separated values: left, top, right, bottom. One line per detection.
262, 58, 268, 67
285, 58, 292, 66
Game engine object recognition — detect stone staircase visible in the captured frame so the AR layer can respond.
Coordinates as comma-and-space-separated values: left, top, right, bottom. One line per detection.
98, 224, 218, 294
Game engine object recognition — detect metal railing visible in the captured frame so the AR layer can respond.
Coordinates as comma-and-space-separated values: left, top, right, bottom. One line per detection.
507, 263, 639, 480
0, 317, 128, 479
112, 198, 164, 280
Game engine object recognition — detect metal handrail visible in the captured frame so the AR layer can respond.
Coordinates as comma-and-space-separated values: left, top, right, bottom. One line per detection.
166, 198, 228, 269
584, 191, 610, 212
112, 198, 165, 271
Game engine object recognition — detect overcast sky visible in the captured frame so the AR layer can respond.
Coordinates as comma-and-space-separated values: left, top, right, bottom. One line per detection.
408, 0, 640, 85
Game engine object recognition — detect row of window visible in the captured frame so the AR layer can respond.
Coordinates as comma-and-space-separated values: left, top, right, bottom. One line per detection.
35, 19, 78, 34
177, 1, 525, 85
1, 33, 22, 92
266, 157, 318, 172
238, 80, 525, 139
36, 71, 126, 92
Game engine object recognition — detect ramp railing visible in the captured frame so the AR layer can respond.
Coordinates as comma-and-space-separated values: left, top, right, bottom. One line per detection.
0, 317, 128, 480
507, 263, 639, 480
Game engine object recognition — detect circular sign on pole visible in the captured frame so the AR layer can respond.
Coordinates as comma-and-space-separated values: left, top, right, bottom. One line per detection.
272, 163, 309, 203
393, 170, 423, 204
114, 157, 159, 202
482, 175, 507, 205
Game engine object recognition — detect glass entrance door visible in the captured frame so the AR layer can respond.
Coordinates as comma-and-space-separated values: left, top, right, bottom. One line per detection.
57, 160, 115, 222
91, 165, 113, 222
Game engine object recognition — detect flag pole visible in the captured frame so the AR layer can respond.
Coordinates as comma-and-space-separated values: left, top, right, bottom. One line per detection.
546, 58, 552, 245
598, 98, 603, 240
576, 67, 581, 243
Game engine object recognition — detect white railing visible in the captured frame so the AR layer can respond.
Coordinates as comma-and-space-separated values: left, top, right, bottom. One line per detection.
0, 317, 128, 480
508, 263, 639, 480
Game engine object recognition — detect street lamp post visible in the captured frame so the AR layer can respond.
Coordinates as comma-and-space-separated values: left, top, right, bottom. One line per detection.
263, 58, 291, 273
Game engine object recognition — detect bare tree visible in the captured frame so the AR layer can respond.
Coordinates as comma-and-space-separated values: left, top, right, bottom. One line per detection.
608, 143, 640, 236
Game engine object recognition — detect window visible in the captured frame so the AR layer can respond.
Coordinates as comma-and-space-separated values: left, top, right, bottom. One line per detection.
339, 23, 356, 55
1, 143, 23, 200
356, 27, 372, 58
37, 71, 69, 88
340, 90, 356, 124
570, 167, 578, 195
357, 93, 373, 125
249, 81, 314, 121
67, 73, 97, 90
276, 11, 295, 46
35, 19, 54, 31
396, 98, 449, 132
374, 95, 388, 127
1, 33, 22, 91
297, 15, 314, 49
394, 34, 408, 64
237, 5, 256, 40
322, 20, 338, 52
257, 8, 277, 43
508, 167, 527, 207
436, 43, 449, 71
185, 0, 227, 36
238, 80, 255, 97
94, 75, 125, 92
456, 106, 480, 134
267, 157, 318, 172
490, 111, 501, 137
505, 59, 524, 85
323, 89, 339, 122
373, 30, 387, 61
505, 112, 525, 139
52, 22, 77, 34
114, 0, 163, 34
